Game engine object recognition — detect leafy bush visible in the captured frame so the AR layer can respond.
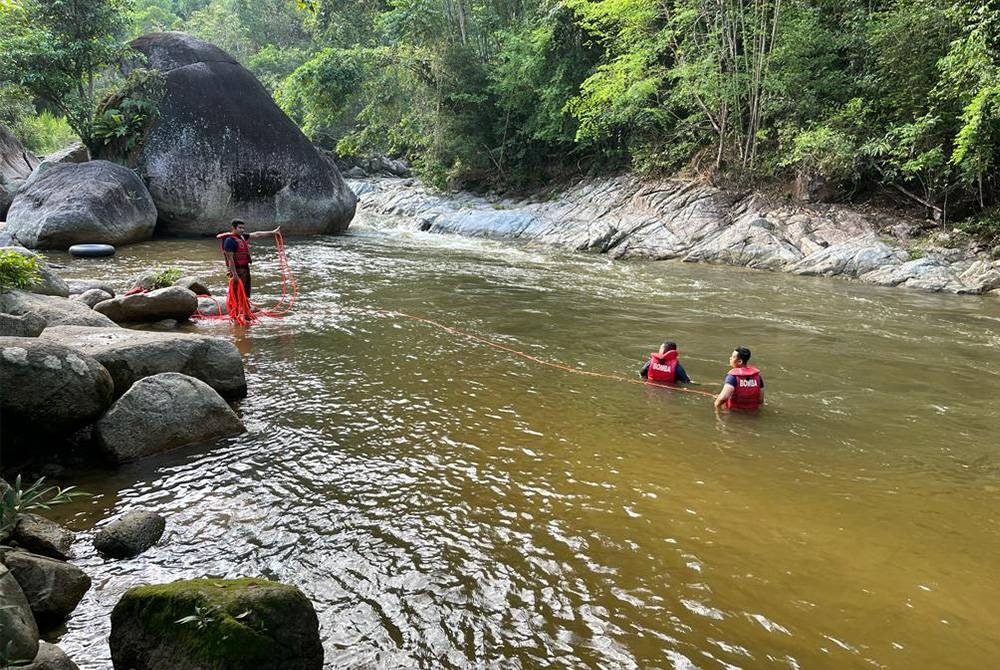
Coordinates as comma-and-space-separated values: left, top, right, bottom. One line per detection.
151, 267, 182, 288
17, 111, 80, 155
0, 250, 42, 291
0, 475, 86, 542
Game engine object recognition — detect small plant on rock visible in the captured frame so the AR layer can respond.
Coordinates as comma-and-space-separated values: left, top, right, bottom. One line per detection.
151, 267, 183, 289
175, 604, 220, 630
0, 250, 42, 292
0, 475, 86, 543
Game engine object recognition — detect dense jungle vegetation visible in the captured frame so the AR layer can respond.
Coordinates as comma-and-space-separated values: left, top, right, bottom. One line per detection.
2, 0, 1000, 237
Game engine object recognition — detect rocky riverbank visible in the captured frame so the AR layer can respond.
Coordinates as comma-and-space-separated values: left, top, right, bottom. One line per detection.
351, 175, 1000, 296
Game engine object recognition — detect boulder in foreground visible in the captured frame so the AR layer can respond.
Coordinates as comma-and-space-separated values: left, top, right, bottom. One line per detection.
41, 325, 247, 399
110, 577, 323, 670
95, 372, 245, 463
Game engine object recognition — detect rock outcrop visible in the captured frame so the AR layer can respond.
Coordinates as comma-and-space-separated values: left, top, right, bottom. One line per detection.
93, 510, 166, 559
41, 325, 246, 398
0, 290, 118, 330
0, 550, 91, 626
94, 286, 198, 323
110, 578, 323, 670
353, 176, 1000, 295
4, 161, 157, 249
103, 32, 356, 236
95, 372, 244, 463
0, 563, 39, 662
1, 123, 39, 220
0, 337, 114, 445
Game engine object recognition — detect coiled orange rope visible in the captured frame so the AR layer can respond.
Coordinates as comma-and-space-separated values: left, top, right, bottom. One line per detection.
194, 231, 297, 326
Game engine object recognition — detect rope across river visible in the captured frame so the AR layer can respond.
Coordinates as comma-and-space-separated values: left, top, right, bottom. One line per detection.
194, 234, 714, 399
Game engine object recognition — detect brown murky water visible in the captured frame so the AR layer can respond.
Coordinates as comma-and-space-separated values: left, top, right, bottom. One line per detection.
40, 216, 1000, 669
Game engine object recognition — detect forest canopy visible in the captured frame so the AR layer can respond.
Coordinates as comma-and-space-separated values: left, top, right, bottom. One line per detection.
2, 0, 1000, 235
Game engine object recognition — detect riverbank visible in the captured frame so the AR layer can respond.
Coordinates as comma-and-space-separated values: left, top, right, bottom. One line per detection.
350, 175, 1000, 296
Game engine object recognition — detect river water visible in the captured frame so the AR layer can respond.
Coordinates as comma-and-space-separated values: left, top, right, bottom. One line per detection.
46, 212, 1000, 669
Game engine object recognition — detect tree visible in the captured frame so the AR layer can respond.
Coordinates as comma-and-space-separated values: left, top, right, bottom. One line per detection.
0, 0, 133, 149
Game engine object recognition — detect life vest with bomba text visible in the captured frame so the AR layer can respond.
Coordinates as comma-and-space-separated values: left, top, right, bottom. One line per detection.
217, 233, 251, 266
726, 366, 762, 410
647, 349, 679, 383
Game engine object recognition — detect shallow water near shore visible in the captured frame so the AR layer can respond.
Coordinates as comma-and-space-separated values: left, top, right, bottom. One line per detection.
44, 216, 1000, 669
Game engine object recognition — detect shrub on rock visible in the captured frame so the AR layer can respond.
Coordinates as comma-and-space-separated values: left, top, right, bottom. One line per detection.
110, 578, 323, 670
95, 372, 244, 463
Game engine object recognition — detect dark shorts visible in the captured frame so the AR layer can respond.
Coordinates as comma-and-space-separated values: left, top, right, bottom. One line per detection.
234, 266, 251, 298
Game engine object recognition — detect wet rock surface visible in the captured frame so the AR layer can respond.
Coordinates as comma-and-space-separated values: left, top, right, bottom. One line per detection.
40, 325, 247, 399
0, 550, 91, 625
354, 176, 1000, 295
93, 510, 166, 559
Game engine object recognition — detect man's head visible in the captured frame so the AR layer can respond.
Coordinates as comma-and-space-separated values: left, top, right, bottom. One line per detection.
659, 341, 677, 354
231, 219, 247, 234
729, 346, 752, 367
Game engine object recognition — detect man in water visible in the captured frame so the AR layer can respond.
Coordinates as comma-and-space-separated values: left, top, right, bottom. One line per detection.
220, 219, 281, 298
639, 341, 692, 384
714, 346, 764, 410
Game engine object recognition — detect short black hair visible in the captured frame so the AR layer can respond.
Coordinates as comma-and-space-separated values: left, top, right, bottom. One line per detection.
662, 341, 677, 351
231, 219, 246, 229
734, 346, 751, 365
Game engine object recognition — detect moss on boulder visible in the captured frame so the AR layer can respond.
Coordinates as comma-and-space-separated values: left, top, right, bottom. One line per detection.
109, 578, 322, 670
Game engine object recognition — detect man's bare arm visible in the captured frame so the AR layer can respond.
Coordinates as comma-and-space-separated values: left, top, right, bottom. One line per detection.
714, 383, 734, 409
248, 226, 281, 240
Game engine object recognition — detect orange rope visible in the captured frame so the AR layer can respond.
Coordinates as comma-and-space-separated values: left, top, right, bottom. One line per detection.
371, 309, 717, 399
194, 231, 297, 325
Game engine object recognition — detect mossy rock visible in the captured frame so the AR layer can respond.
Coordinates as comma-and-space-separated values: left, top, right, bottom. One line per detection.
109, 578, 322, 670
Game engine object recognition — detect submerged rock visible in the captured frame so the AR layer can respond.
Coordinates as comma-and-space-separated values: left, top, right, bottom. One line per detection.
40, 325, 247, 399
4, 161, 157, 249
20, 641, 80, 670
110, 578, 323, 670
95, 372, 245, 463
94, 510, 166, 559
104, 32, 356, 236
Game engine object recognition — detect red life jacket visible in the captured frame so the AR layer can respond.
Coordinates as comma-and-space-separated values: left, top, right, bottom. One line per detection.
647, 349, 678, 383
726, 366, 762, 410
217, 232, 251, 266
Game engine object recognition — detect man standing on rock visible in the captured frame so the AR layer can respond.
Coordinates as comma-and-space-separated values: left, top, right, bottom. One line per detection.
219, 219, 281, 299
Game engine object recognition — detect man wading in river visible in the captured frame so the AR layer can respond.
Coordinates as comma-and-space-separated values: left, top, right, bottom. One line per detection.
714, 346, 763, 411
640, 341, 692, 384
219, 219, 281, 299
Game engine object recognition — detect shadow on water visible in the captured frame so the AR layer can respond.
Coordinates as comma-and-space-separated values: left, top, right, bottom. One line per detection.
41, 223, 1000, 669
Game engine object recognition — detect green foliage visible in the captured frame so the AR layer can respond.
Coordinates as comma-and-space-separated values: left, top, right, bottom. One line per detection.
92, 68, 166, 162
0, 0, 134, 148
275, 47, 364, 144
0, 475, 86, 542
152, 267, 183, 288
0, 250, 43, 292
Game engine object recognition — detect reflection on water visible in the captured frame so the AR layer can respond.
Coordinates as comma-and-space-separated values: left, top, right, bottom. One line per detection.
45, 221, 1000, 669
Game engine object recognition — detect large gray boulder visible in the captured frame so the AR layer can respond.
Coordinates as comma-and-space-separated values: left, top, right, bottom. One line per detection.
95, 372, 244, 463
0, 289, 118, 329
20, 642, 80, 670
94, 286, 198, 323
103, 32, 356, 236
1, 123, 39, 220
110, 578, 323, 670
11, 513, 75, 560
4, 161, 157, 249
0, 550, 91, 625
93, 510, 166, 559
0, 336, 114, 445
0, 564, 39, 662
41, 325, 247, 398
0, 246, 70, 297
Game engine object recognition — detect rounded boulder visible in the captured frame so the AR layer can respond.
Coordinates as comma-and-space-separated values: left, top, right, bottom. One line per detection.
94, 510, 166, 559
4, 161, 156, 249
